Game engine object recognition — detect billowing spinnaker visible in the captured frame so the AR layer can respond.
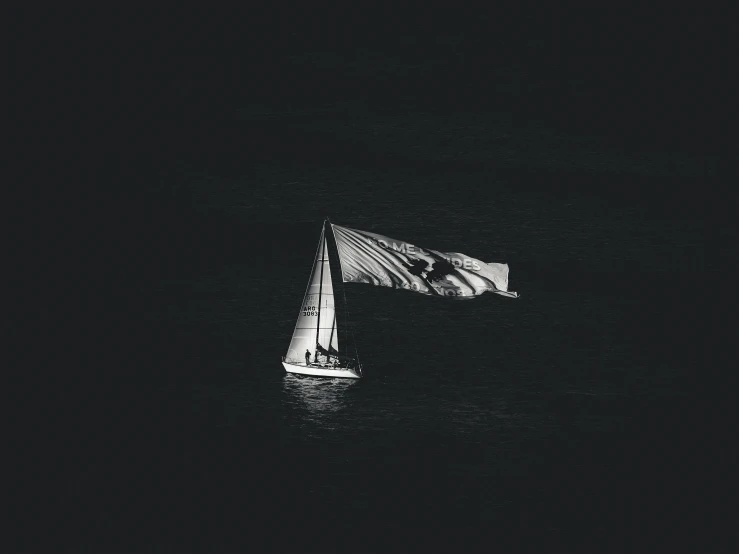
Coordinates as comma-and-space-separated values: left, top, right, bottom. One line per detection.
332, 224, 518, 299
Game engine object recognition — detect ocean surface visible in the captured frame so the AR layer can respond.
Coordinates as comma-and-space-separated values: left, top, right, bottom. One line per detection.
26, 154, 730, 552
14, 17, 736, 552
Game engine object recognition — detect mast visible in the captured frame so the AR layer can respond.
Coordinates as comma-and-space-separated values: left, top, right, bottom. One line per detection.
314, 237, 326, 353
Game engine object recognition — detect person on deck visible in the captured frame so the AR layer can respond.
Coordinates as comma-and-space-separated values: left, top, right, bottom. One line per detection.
305, 349, 311, 366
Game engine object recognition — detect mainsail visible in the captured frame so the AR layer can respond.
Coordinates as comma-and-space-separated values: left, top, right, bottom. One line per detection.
284, 227, 340, 364
332, 224, 518, 299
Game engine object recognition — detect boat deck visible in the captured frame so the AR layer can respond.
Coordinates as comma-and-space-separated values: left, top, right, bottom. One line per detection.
282, 361, 361, 379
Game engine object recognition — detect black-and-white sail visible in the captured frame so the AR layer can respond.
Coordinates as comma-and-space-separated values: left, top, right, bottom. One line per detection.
285, 229, 339, 364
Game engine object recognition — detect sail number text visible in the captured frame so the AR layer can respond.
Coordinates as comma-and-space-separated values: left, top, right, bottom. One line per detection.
303, 305, 318, 316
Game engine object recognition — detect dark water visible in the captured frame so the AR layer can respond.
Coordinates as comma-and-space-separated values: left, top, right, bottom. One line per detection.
24, 169, 730, 553
14, 13, 737, 553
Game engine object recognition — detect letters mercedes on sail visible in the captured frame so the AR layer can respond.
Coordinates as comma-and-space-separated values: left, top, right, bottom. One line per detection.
332, 224, 518, 299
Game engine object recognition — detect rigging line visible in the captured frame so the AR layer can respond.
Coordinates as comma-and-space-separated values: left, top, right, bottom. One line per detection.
328, 312, 336, 353
332, 224, 360, 369
345, 282, 360, 371
324, 220, 343, 361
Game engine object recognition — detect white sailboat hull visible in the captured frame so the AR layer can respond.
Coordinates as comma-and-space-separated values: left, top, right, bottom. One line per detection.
282, 361, 361, 379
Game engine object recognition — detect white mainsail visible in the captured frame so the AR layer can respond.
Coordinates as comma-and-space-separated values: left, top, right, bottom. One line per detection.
284, 229, 339, 364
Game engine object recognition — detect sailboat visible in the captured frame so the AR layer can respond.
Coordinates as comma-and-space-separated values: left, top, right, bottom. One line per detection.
281, 218, 363, 379
282, 218, 518, 379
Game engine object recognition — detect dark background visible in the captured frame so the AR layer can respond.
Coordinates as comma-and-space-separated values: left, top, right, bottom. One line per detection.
11, 6, 738, 553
